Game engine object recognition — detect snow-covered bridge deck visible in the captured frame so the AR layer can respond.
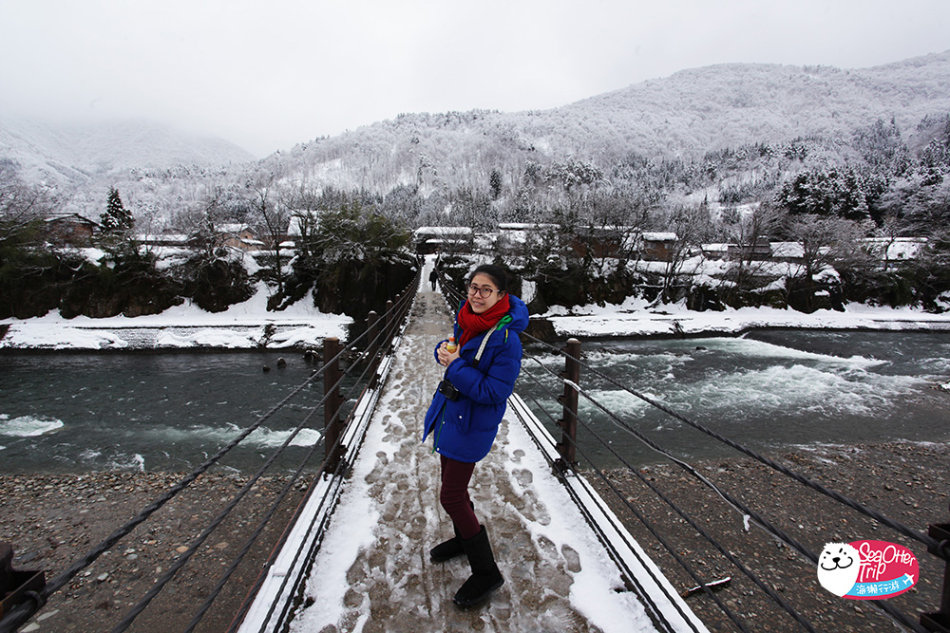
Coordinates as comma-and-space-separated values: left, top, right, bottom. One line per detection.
239, 288, 707, 633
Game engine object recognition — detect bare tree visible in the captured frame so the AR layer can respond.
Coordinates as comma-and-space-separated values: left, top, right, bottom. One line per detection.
0, 162, 58, 248
788, 215, 863, 283
652, 204, 713, 304
249, 177, 292, 295
871, 209, 904, 272
281, 182, 323, 261
724, 203, 787, 291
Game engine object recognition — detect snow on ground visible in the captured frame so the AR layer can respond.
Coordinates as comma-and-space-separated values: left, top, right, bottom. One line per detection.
0, 284, 351, 350
541, 297, 950, 338
287, 291, 660, 633
5, 265, 950, 351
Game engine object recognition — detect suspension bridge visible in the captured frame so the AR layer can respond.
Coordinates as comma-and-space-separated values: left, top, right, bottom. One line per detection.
1, 258, 947, 633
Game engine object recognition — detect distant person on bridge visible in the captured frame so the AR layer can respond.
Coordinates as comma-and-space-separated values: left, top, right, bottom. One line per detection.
422, 263, 529, 608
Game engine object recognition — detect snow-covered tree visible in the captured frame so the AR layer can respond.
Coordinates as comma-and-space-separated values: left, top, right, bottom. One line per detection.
100, 187, 134, 233
0, 161, 57, 248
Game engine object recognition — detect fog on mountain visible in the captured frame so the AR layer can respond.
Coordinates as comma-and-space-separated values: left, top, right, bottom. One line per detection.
1, 52, 949, 320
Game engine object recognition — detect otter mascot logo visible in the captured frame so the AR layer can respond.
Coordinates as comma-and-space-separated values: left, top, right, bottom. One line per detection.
817, 540, 918, 600
817, 543, 861, 597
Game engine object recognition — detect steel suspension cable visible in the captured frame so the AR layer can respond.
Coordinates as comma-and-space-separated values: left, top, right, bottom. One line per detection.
178, 284, 421, 632
243, 427, 354, 633
231, 287, 421, 633
521, 340, 931, 633
1, 281, 418, 633
110, 365, 352, 632
520, 359, 818, 632
521, 331, 937, 551
517, 364, 752, 633
182, 380, 370, 633
227, 279, 419, 633
0, 352, 341, 633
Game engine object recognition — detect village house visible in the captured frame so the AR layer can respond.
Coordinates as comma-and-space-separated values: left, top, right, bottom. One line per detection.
135, 232, 191, 248
769, 241, 806, 264
413, 226, 474, 254
861, 237, 928, 266
44, 214, 99, 246
640, 232, 679, 261
726, 236, 773, 261
700, 243, 729, 260
564, 225, 628, 259
218, 224, 264, 251
489, 223, 558, 254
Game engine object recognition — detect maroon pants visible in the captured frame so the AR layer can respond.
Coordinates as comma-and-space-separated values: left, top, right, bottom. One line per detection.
439, 455, 480, 539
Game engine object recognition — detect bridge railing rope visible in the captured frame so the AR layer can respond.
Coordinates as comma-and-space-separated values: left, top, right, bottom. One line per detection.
519, 332, 944, 633
0, 266, 422, 633
432, 268, 947, 633
519, 349, 815, 633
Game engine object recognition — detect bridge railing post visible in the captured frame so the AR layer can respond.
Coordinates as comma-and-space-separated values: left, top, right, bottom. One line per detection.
323, 337, 346, 474
922, 503, 950, 632
555, 338, 581, 473
384, 300, 395, 349
366, 311, 379, 382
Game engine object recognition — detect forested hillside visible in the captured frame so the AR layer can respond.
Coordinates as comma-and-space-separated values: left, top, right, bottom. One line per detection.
2, 51, 949, 319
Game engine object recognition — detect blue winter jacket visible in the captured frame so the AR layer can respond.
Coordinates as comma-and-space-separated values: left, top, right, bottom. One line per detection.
422, 295, 530, 463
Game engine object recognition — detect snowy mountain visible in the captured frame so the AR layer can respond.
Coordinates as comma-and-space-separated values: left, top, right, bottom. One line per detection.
265, 51, 950, 194
0, 115, 254, 185
3, 51, 949, 227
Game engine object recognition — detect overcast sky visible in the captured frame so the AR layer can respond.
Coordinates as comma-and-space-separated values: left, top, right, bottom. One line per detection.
1, 0, 948, 157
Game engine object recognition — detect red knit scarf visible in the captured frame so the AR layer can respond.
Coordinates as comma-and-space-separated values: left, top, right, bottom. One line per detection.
456, 294, 511, 349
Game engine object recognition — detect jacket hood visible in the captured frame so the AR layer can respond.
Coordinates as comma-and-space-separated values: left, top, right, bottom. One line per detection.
502, 294, 530, 334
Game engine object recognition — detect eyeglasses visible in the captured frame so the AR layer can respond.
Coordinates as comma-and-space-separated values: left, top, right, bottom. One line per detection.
467, 284, 497, 298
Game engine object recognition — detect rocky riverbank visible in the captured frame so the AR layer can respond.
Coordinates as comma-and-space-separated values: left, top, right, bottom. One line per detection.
2, 441, 947, 633
591, 440, 950, 633
1, 471, 308, 633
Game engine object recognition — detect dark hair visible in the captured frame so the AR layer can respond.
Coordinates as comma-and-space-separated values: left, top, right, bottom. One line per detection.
470, 264, 508, 292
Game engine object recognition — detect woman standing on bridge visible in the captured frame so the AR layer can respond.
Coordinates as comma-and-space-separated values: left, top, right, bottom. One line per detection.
422, 263, 529, 608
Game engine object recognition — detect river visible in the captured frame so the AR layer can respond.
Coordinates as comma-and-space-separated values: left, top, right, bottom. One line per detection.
0, 351, 338, 473
1, 331, 949, 473
519, 330, 950, 467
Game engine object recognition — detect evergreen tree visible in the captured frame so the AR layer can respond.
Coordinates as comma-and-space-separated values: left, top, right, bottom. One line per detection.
489, 169, 503, 200
100, 187, 134, 233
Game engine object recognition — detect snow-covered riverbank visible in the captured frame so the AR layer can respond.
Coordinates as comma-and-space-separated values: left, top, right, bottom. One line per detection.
540, 297, 950, 338
4, 285, 950, 351
0, 285, 352, 351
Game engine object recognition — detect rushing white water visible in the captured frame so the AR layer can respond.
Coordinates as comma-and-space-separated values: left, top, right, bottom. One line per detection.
522, 330, 950, 465
0, 351, 340, 473
0, 414, 64, 437
1, 331, 948, 472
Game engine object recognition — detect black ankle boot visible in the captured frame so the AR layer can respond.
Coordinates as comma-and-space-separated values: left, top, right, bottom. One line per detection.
429, 524, 463, 562
453, 525, 503, 608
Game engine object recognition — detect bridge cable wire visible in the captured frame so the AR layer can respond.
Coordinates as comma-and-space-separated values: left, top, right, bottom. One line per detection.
234, 285, 419, 633
204, 277, 419, 633
517, 365, 756, 633
523, 331, 937, 552
110, 389, 331, 633
184, 328, 401, 633
0, 277, 419, 633
519, 361, 814, 632
0, 364, 332, 633
519, 336, 930, 633
111, 286, 420, 633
